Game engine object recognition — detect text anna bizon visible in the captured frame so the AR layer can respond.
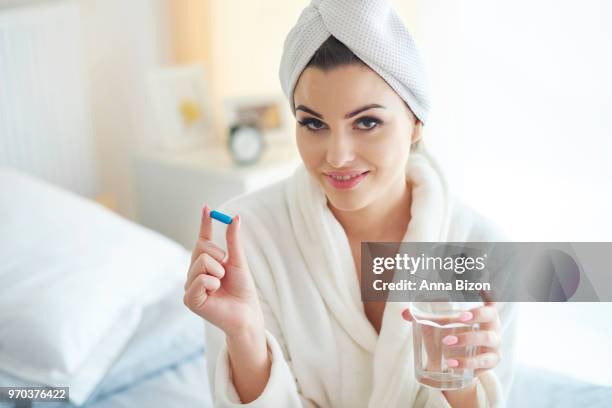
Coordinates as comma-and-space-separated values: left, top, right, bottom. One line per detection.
372, 279, 491, 292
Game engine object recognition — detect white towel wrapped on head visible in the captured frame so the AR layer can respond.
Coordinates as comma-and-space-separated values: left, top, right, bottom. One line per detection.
279, 0, 431, 124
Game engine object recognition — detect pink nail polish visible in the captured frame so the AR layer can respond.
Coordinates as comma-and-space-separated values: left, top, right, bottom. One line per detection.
459, 312, 473, 322
442, 335, 458, 346
446, 359, 459, 368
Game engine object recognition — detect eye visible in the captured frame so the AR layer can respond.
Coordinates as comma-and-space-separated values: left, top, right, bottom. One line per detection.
355, 116, 381, 131
297, 117, 327, 132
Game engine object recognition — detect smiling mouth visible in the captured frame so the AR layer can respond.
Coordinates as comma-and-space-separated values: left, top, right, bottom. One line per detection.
328, 172, 367, 181
324, 170, 369, 179
324, 171, 370, 189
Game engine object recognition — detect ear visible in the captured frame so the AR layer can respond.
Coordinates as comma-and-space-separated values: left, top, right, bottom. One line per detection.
411, 120, 423, 145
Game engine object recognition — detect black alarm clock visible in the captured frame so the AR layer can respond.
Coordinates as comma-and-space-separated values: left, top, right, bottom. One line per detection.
228, 124, 264, 166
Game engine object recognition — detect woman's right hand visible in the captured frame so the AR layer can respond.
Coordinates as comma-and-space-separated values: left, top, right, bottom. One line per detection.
183, 205, 264, 338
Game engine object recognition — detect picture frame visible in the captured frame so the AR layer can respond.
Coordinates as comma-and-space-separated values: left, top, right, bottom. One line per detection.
147, 64, 212, 150
222, 94, 290, 145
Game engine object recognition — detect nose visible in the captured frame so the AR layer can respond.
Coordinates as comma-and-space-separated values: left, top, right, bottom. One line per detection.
326, 131, 356, 168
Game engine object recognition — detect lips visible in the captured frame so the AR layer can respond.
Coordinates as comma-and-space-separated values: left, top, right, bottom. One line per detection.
324, 170, 370, 190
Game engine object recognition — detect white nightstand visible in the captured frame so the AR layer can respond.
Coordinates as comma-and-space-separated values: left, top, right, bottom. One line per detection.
132, 142, 301, 249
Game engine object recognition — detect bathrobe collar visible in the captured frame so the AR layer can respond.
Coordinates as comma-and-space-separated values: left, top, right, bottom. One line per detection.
286, 147, 453, 349
286, 148, 454, 406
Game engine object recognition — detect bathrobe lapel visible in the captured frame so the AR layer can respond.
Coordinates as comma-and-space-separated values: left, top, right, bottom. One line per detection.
287, 165, 379, 353
369, 150, 454, 407
286, 148, 455, 407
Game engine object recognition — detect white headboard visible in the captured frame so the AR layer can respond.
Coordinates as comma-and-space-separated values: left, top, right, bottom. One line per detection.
0, 0, 97, 197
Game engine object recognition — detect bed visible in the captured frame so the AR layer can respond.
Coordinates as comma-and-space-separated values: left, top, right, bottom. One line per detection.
0, 167, 212, 407
0, 285, 213, 408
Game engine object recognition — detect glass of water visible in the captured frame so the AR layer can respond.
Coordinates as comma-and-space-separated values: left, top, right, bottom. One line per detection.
410, 301, 482, 390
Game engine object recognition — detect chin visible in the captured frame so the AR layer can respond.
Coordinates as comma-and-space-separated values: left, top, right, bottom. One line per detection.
324, 190, 371, 212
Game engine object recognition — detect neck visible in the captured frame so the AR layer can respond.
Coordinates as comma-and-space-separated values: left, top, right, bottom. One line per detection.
329, 173, 412, 242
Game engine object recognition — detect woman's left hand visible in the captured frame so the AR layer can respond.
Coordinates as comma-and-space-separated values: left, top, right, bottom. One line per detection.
402, 298, 502, 377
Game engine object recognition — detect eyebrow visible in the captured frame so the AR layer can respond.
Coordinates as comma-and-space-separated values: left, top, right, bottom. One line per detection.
295, 103, 386, 119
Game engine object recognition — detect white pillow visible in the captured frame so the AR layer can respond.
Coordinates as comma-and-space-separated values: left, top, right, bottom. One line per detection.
0, 168, 190, 404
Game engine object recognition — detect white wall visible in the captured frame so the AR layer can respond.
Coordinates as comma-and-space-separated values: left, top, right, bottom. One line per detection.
409, 0, 612, 386
413, 0, 612, 241
79, 0, 172, 218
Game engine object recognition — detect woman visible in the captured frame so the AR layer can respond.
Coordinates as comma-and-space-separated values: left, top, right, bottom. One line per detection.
184, 1, 516, 407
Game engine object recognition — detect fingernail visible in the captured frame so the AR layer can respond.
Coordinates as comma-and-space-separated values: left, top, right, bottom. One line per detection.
446, 359, 459, 368
236, 215, 240, 226
442, 335, 458, 346
459, 312, 473, 322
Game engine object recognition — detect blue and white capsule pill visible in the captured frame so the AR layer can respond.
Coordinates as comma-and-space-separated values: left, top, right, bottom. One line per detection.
210, 210, 233, 224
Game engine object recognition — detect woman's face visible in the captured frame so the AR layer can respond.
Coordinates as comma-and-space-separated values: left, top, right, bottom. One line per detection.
293, 63, 422, 212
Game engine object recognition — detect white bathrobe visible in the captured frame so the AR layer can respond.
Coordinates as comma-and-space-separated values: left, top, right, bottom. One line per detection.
204, 148, 517, 407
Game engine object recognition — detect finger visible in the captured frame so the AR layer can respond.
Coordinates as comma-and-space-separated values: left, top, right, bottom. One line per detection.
199, 205, 213, 241
191, 239, 226, 265
480, 289, 496, 306
474, 347, 503, 377
458, 305, 498, 325
200, 274, 221, 291
185, 253, 225, 290
474, 305, 501, 332
203, 254, 225, 279
477, 346, 501, 357
445, 352, 500, 370
442, 330, 500, 349
401, 308, 414, 321
225, 215, 246, 268
185, 254, 206, 291
481, 312, 501, 332
191, 205, 213, 264
183, 274, 219, 311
